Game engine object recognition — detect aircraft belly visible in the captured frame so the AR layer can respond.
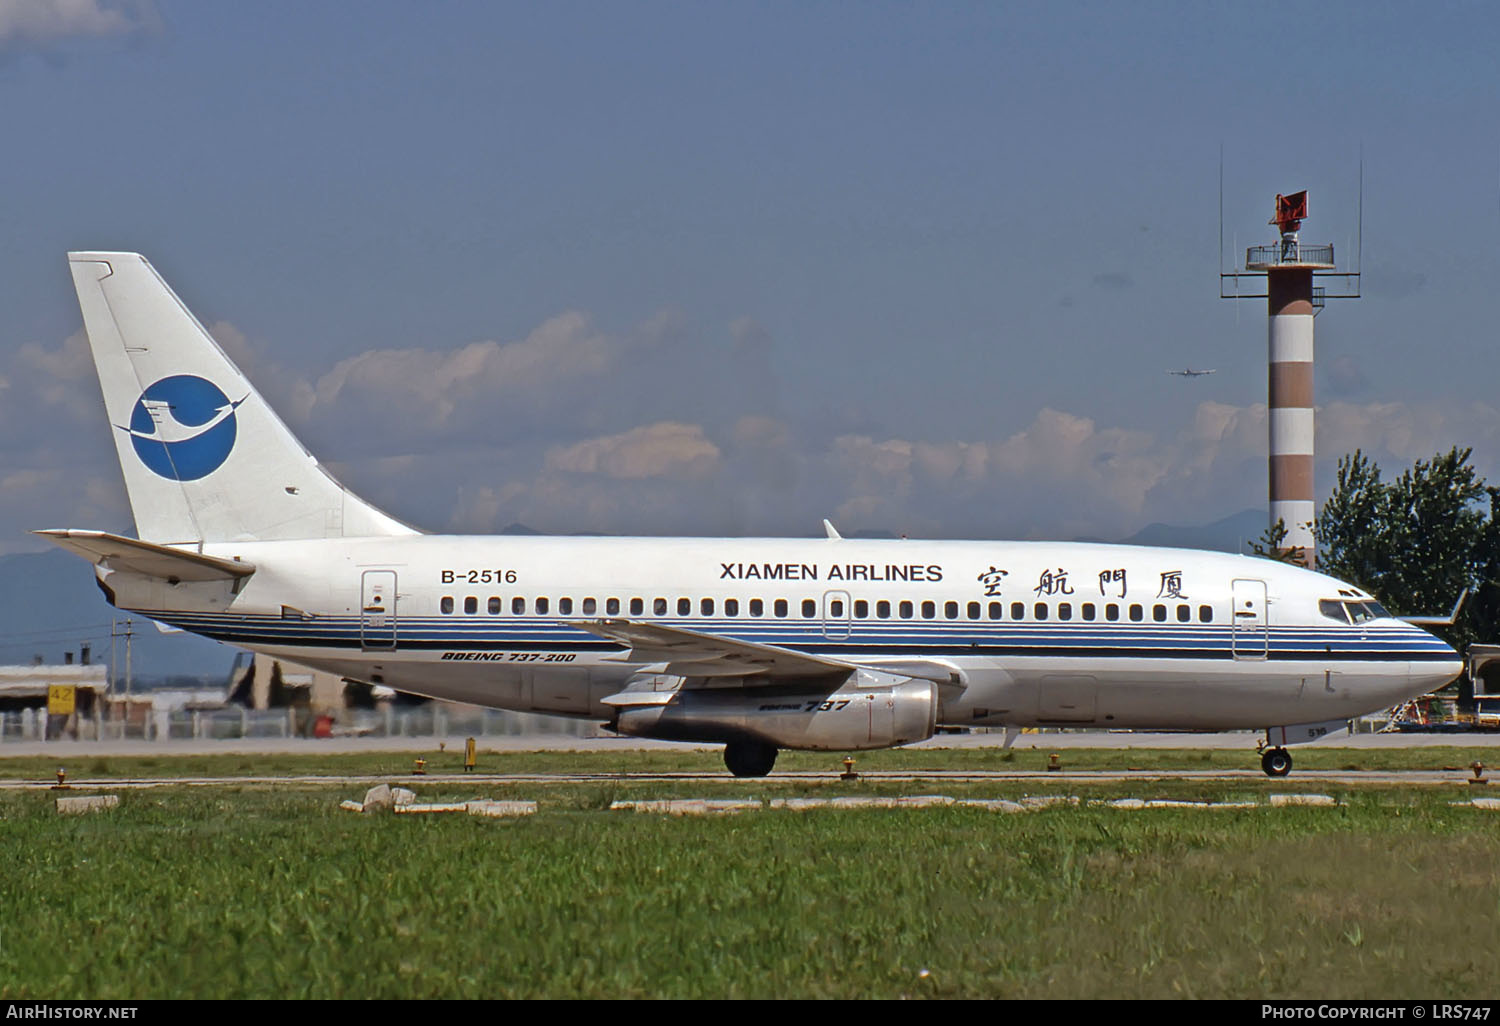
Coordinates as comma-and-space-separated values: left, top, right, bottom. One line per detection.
944, 657, 1430, 731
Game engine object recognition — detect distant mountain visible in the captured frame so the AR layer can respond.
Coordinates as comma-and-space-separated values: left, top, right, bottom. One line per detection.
0, 550, 241, 686
1114, 509, 1267, 554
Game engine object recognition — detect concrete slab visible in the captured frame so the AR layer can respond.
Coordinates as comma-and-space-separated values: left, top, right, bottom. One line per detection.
466, 800, 537, 818
611, 799, 761, 815
393, 802, 471, 814
56, 794, 118, 814
955, 799, 1028, 813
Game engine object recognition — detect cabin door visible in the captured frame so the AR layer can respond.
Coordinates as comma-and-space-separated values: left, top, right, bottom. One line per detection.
361, 570, 398, 650
1230, 578, 1268, 660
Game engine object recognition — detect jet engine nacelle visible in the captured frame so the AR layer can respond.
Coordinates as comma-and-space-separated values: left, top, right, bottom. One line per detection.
607, 671, 938, 751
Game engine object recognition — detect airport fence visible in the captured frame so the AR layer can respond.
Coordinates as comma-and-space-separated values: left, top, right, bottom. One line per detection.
0, 705, 600, 744
0, 707, 1397, 745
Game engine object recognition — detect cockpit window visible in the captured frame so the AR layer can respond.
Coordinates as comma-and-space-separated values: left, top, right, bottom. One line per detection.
1345, 602, 1378, 624
1319, 599, 1350, 624
1365, 601, 1389, 619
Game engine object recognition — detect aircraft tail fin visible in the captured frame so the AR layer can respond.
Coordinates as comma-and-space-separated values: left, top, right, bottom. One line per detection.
67, 252, 417, 543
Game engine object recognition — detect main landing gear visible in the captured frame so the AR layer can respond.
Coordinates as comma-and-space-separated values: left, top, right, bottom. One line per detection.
724, 741, 778, 778
1260, 747, 1293, 778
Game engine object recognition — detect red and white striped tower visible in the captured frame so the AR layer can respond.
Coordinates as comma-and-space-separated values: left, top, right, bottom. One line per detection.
1245, 192, 1333, 565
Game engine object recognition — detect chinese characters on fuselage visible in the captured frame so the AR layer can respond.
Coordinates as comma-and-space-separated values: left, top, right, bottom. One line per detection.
1034, 568, 1074, 596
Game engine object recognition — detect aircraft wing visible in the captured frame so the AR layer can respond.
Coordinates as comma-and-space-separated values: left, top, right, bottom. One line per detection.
574, 618, 966, 687
574, 619, 853, 680
34, 529, 256, 582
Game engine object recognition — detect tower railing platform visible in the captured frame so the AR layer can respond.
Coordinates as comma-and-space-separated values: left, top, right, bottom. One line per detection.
1245, 242, 1334, 270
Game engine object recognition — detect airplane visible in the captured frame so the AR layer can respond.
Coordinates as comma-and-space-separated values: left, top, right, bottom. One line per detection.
38, 253, 1461, 778
1167, 368, 1216, 378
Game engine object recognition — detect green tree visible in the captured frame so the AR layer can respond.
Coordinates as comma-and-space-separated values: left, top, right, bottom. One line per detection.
1247, 518, 1307, 565
1317, 446, 1493, 650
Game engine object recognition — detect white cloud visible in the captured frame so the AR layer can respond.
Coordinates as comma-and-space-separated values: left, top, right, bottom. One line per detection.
13, 295, 1500, 552
0, 0, 147, 44
545, 422, 721, 480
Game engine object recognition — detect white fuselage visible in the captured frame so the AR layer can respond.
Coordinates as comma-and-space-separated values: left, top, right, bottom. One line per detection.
99, 535, 1460, 733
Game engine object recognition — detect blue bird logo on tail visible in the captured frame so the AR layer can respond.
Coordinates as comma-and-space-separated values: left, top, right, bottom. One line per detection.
121, 375, 246, 480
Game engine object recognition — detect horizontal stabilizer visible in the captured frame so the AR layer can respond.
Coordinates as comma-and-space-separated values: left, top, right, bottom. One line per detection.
34, 529, 255, 582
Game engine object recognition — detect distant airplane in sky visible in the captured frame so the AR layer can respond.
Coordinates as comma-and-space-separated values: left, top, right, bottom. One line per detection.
1167, 368, 1216, 378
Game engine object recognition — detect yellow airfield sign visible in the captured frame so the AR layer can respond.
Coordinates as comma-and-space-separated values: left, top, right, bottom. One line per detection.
47, 686, 76, 716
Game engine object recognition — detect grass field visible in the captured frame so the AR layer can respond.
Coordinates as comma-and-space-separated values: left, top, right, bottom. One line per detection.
1, 742, 1498, 781
1, 748, 1498, 998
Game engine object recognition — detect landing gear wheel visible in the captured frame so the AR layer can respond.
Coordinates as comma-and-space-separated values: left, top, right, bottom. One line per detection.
724, 741, 778, 778
1261, 747, 1293, 778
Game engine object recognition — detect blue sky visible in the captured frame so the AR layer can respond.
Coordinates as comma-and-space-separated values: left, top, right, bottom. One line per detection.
2, 1, 1498, 552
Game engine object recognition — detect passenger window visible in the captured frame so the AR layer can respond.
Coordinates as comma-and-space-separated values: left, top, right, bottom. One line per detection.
1106, 604, 1120, 621
701, 598, 714, 616
775, 599, 788, 617
1176, 604, 1190, 623
877, 600, 891, 619
678, 598, 691, 616
1081, 603, 1096, 621
1034, 603, 1048, 621
750, 599, 764, 617
988, 601, 1002, 620
536, 597, 549, 615
488, 597, 501, 615
726, 599, 739, 616
921, 601, 936, 619
1152, 604, 1166, 622
899, 601, 914, 619
441, 596, 454, 614
855, 600, 869, 618
1198, 604, 1212, 623
605, 598, 619, 615
654, 598, 668, 616
830, 599, 844, 617
582, 598, 597, 615
1011, 602, 1025, 620
1129, 604, 1143, 622
629, 598, 642, 616
945, 601, 959, 620
559, 597, 573, 615
1058, 603, 1072, 621
802, 599, 816, 618
464, 596, 477, 615
512, 597, 525, 615
967, 601, 981, 620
